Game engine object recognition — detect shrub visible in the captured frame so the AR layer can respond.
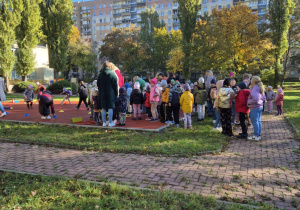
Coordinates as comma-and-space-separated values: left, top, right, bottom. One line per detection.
260, 68, 275, 86
12, 82, 37, 93
47, 80, 77, 94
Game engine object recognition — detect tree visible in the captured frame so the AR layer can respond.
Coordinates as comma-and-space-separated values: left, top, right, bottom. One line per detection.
166, 47, 184, 73
281, 0, 300, 86
40, 0, 73, 79
15, 0, 44, 81
268, 0, 295, 87
69, 26, 80, 44
177, 0, 201, 79
0, 0, 23, 88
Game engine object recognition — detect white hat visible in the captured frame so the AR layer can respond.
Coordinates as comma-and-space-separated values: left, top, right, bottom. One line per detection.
36, 82, 40, 85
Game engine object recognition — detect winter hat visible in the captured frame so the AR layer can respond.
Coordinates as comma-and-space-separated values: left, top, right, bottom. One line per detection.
223, 78, 230, 87
194, 82, 198, 86
129, 81, 132, 86
211, 79, 216, 85
36, 82, 40, 86
186, 80, 191, 84
267, 86, 272, 89
277, 87, 283, 93
156, 72, 164, 77
28, 84, 33, 89
134, 82, 140, 89
237, 82, 247, 90
171, 79, 175, 85
119, 87, 125, 94
198, 77, 205, 85
151, 78, 157, 85
229, 72, 234, 77
160, 80, 167, 87
175, 81, 180, 85
125, 83, 130, 89
184, 84, 191, 91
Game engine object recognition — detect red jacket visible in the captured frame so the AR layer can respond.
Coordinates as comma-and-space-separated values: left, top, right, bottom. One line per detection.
235, 89, 250, 114
275, 93, 284, 106
145, 92, 151, 108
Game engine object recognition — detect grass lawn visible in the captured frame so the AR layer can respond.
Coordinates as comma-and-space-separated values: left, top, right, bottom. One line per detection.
0, 171, 274, 209
0, 119, 227, 157
283, 82, 300, 139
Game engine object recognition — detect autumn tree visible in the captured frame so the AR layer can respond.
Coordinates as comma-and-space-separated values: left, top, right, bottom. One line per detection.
166, 47, 184, 73
15, 0, 44, 81
268, 0, 295, 87
0, 0, 23, 88
40, 0, 73, 78
177, 0, 201, 79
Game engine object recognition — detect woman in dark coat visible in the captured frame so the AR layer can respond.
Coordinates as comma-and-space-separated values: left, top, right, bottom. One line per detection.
97, 62, 118, 127
0, 77, 7, 117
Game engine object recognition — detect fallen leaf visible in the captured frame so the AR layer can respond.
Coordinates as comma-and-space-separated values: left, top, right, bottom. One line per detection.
31, 191, 37, 196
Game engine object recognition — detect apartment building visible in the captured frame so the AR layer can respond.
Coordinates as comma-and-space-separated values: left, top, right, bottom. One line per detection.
72, 0, 268, 48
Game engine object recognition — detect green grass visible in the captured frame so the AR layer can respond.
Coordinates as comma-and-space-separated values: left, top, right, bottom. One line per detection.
0, 118, 227, 156
283, 82, 300, 139
0, 171, 274, 209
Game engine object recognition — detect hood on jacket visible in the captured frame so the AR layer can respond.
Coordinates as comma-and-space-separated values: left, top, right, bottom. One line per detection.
216, 80, 224, 91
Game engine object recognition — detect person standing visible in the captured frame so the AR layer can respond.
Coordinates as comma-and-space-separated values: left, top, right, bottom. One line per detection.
97, 62, 118, 127
75, 81, 89, 110
168, 81, 183, 127
247, 76, 265, 141
23, 84, 34, 109
275, 87, 284, 116
180, 84, 194, 129
194, 77, 207, 121
205, 70, 215, 117
0, 77, 7, 117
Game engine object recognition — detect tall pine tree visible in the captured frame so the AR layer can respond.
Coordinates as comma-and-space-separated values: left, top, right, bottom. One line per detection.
268, 0, 295, 87
15, 0, 44, 81
177, 0, 201, 79
0, 0, 23, 87
40, 0, 73, 79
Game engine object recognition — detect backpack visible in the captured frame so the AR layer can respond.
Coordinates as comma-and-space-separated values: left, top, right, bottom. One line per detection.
171, 91, 180, 107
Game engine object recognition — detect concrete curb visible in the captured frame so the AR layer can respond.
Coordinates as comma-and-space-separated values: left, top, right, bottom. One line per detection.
284, 116, 299, 139
0, 119, 170, 132
0, 168, 268, 210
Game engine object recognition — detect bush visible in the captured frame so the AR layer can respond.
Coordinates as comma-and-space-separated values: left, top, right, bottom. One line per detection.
260, 68, 275, 86
47, 80, 77, 94
12, 82, 37, 93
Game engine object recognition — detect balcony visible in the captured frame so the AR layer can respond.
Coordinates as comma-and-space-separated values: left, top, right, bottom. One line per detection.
122, 11, 131, 16
137, 17, 141, 22
173, 5, 178, 10
113, 0, 122, 2
122, 19, 131, 23
137, 2, 146, 7
113, 20, 122, 25
113, 13, 121, 17
113, 5, 122, 10
172, 14, 178, 18
173, 22, 180, 27
122, 4, 131, 8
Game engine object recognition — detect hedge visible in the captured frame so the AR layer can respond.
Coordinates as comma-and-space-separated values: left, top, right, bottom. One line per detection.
12, 82, 37, 93
47, 80, 77, 94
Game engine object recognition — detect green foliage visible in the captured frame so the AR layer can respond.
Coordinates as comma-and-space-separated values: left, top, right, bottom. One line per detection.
0, 0, 23, 81
15, 0, 44, 81
39, 0, 73, 77
177, 0, 201, 79
268, 0, 295, 87
47, 80, 76, 94
260, 68, 275, 86
12, 81, 37, 93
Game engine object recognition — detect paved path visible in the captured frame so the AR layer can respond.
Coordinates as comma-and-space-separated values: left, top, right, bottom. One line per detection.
0, 114, 299, 209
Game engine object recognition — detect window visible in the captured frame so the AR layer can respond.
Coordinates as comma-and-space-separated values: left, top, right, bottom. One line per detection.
218, 5, 222, 10
203, 0, 207, 3
168, 10, 172, 15
161, 11, 164, 16
168, 19, 171, 23
100, 19, 102, 23
104, 26, 106, 30
204, 7, 207, 13
93, 27, 96, 31
93, 20, 96, 23
110, 18, 112, 22
103, 12, 106, 15
100, 26, 103, 30
168, 3, 171, 7
92, 5, 95, 9
103, 4, 106, 8
99, 12, 102, 16
110, 11, 113, 15
160, 4, 164, 8
93, 13, 96, 16
168, 27, 171, 31
104, 18, 106, 23
156, 4, 159, 9
99, 5, 102, 9
110, 3, 112, 7
227, 4, 230, 9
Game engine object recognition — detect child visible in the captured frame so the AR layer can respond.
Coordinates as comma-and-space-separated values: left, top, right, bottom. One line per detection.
235, 82, 250, 139
169, 81, 183, 127
247, 76, 265, 141
265, 86, 275, 113
125, 83, 132, 114
160, 80, 168, 123
275, 87, 284, 116
130, 82, 144, 120
150, 78, 160, 122
180, 84, 194, 129
60, 87, 72, 105
217, 78, 236, 137
194, 77, 206, 121
23, 84, 34, 110
230, 78, 238, 124
116, 87, 128, 126
92, 88, 101, 125
211, 80, 224, 131
88, 80, 97, 118
207, 79, 217, 122
38, 90, 55, 119
144, 83, 152, 120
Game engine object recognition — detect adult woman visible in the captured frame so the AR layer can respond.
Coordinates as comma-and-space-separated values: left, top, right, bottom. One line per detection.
247, 76, 265, 141
0, 77, 7, 117
75, 81, 89, 110
97, 62, 118, 127
109, 62, 124, 89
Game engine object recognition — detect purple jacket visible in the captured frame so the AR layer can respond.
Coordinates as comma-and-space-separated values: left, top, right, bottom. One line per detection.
247, 85, 265, 109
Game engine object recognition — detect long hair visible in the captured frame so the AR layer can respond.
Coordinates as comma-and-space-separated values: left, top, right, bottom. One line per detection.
109, 62, 118, 71
250, 76, 265, 95
198, 77, 204, 89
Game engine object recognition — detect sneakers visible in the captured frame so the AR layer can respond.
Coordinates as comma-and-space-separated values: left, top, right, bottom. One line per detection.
113, 119, 118, 124
74, 106, 78, 110
138, 117, 142, 120
213, 120, 216, 124
0, 112, 7, 118
189, 126, 192, 130
212, 128, 220, 132
176, 124, 179, 128
145, 117, 151, 120
87, 107, 90, 110
41, 116, 51, 119
109, 122, 115, 127
247, 135, 261, 141
150, 118, 158, 122
89, 116, 93, 119
102, 122, 107, 127
46, 116, 51, 119
132, 117, 137, 120
117, 123, 125, 126
238, 134, 248, 139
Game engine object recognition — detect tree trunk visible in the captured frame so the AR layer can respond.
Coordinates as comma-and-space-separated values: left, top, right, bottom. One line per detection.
5, 73, 10, 92
22, 75, 27, 82
281, 50, 289, 87
54, 71, 59, 80
273, 55, 280, 88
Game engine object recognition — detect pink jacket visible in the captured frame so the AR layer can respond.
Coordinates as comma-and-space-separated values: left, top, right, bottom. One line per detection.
150, 85, 160, 102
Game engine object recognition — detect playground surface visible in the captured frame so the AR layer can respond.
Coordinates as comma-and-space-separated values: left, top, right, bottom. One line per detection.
0, 100, 170, 131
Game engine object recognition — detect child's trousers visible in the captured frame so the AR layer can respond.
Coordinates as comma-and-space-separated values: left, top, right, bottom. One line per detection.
239, 112, 248, 135
119, 113, 126, 124
267, 101, 273, 112
133, 104, 141, 118
184, 113, 192, 128
151, 102, 158, 119
277, 105, 283, 115
197, 104, 205, 120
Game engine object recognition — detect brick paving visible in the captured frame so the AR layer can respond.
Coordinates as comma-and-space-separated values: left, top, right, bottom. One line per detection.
0, 114, 299, 209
